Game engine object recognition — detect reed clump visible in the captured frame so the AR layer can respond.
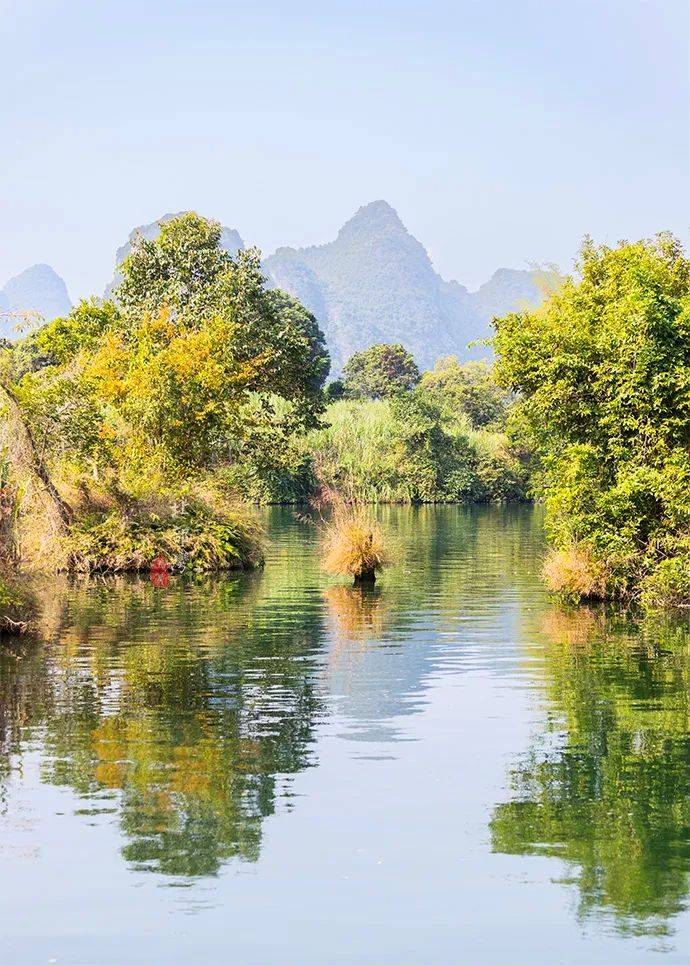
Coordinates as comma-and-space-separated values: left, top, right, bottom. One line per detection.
322, 503, 392, 585
542, 544, 606, 603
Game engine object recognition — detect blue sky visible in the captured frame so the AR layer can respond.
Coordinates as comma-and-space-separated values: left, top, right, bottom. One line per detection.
1, 0, 688, 298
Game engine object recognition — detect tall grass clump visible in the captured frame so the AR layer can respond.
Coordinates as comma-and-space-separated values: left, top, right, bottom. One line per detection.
542, 545, 606, 603
322, 499, 392, 585
307, 399, 400, 503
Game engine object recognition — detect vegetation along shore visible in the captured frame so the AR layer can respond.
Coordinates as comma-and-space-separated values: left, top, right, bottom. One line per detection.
1, 214, 689, 636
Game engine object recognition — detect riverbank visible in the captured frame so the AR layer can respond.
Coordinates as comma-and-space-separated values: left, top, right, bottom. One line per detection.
0, 576, 33, 636
223, 397, 531, 505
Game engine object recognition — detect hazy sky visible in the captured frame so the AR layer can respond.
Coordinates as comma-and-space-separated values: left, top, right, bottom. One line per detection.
1, 0, 688, 299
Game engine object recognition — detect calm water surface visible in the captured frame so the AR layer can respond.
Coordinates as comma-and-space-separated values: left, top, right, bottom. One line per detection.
2, 506, 690, 963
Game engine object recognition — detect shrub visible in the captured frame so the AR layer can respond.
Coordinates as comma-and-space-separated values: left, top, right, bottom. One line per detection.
542, 544, 606, 603
67, 496, 264, 573
639, 555, 690, 609
419, 356, 509, 428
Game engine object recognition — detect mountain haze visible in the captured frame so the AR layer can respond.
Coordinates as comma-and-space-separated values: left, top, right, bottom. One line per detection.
0, 202, 542, 368
104, 203, 544, 371
0, 264, 71, 340
265, 201, 542, 372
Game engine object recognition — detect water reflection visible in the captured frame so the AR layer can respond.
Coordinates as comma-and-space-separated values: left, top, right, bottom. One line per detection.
0, 571, 326, 877
1, 506, 690, 952
323, 505, 546, 738
1, 505, 546, 879
491, 605, 690, 936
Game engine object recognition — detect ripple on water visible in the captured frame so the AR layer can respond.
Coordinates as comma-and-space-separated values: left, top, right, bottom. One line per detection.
0, 505, 689, 962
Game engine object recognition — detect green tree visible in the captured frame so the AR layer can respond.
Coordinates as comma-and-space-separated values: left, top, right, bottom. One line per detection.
419, 356, 508, 428
389, 391, 470, 502
15, 213, 330, 472
493, 234, 690, 605
342, 343, 420, 399
116, 212, 234, 316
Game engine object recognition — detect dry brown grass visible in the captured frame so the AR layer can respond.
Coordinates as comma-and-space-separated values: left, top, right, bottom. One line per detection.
322, 505, 392, 584
0, 384, 71, 570
542, 544, 605, 602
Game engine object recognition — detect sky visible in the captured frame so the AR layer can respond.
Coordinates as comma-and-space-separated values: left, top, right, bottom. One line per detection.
1, 0, 688, 299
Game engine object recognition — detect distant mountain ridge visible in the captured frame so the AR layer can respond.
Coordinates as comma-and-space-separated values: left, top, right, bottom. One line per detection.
264, 201, 543, 371
2, 203, 545, 367
106, 203, 544, 371
0, 264, 71, 341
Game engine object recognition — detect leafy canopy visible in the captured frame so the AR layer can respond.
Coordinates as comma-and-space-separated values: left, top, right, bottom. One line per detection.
342, 343, 420, 399
493, 233, 690, 604
13, 212, 330, 473
419, 356, 508, 428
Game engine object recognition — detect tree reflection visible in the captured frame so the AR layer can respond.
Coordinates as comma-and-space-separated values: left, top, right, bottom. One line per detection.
0, 571, 325, 877
491, 605, 690, 935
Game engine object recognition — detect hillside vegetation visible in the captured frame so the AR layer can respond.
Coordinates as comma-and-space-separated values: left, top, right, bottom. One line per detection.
266, 200, 546, 372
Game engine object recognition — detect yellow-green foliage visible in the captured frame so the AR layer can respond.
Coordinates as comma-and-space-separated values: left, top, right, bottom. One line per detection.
67, 491, 264, 573
419, 356, 508, 427
542, 545, 606, 603
494, 234, 690, 607
1, 213, 329, 570
0, 576, 33, 635
322, 505, 392, 581
639, 553, 690, 609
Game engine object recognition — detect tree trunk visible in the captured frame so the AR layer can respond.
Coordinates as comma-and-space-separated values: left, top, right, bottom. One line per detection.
0, 382, 71, 569
354, 567, 376, 585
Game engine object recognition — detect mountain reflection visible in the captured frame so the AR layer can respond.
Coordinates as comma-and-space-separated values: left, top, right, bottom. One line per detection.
491, 605, 690, 936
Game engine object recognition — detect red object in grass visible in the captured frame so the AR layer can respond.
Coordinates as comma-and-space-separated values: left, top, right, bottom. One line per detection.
150, 555, 170, 588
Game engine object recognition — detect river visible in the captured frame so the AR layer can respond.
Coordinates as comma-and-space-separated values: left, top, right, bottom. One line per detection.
1, 505, 689, 963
